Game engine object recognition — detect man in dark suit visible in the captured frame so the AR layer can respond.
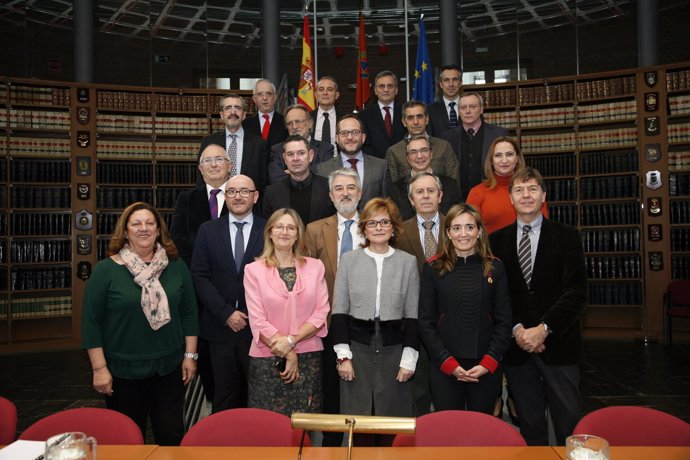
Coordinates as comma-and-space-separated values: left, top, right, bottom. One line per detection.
197, 93, 268, 192
268, 104, 334, 184
427, 64, 462, 137
359, 70, 406, 158
395, 171, 448, 417
305, 167, 363, 446
490, 167, 587, 446
315, 113, 389, 210
385, 100, 460, 185
390, 136, 462, 221
242, 79, 288, 148
312, 76, 345, 151
262, 135, 335, 225
441, 92, 509, 197
190, 174, 266, 413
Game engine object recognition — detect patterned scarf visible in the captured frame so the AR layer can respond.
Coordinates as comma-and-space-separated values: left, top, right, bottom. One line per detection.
119, 243, 171, 330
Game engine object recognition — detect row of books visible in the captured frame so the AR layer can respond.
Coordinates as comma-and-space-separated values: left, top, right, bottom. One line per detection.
96, 90, 153, 111
671, 255, 690, 280
95, 91, 256, 114
6, 136, 71, 157
481, 111, 518, 129
96, 213, 121, 235
11, 267, 71, 291
155, 142, 199, 160
96, 140, 153, 157
670, 199, 690, 224
526, 153, 575, 177
668, 94, 690, 116
11, 186, 71, 209
97, 188, 154, 209
10, 240, 71, 264
519, 83, 575, 105
578, 127, 637, 149
579, 149, 638, 175
156, 187, 188, 209
580, 201, 640, 226
669, 172, 690, 196
576, 100, 637, 124
7, 85, 71, 106
588, 281, 642, 306
666, 69, 690, 92
96, 114, 209, 135
671, 228, 690, 252
521, 132, 576, 153
585, 255, 641, 279
3, 296, 72, 318
156, 163, 198, 184
668, 122, 690, 144
519, 106, 575, 128
580, 175, 639, 200
156, 94, 210, 113
576, 76, 636, 100
11, 212, 71, 236
97, 162, 154, 184
548, 204, 578, 227
7, 109, 71, 131
669, 150, 690, 172
478, 89, 517, 107
582, 228, 640, 253
544, 179, 577, 202
11, 158, 71, 183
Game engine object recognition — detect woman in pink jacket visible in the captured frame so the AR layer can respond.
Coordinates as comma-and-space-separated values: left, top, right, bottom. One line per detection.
244, 208, 330, 416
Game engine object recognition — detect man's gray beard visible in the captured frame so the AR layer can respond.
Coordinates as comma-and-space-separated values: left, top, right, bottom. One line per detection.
335, 199, 358, 216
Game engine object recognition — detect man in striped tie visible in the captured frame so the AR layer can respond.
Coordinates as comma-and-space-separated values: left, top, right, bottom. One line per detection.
490, 167, 587, 446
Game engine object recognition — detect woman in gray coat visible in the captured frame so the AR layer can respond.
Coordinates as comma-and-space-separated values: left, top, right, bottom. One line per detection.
330, 197, 420, 446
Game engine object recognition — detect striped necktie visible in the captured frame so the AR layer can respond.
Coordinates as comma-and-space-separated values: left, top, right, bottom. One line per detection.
518, 224, 532, 286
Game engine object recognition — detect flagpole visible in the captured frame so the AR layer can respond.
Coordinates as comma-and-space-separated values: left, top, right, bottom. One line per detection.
311, 0, 318, 82
404, 4, 410, 100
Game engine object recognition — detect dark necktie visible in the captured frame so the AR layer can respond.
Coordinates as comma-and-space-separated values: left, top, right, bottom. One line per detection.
341, 220, 354, 256
347, 158, 359, 173
261, 114, 270, 140
467, 128, 475, 140
209, 189, 221, 219
383, 106, 393, 138
321, 112, 331, 144
518, 224, 532, 286
449, 102, 458, 128
234, 222, 246, 272
423, 220, 437, 259
228, 134, 237, 176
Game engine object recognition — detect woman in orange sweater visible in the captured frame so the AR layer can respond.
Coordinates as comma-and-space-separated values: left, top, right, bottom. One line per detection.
467, 136, 548, 234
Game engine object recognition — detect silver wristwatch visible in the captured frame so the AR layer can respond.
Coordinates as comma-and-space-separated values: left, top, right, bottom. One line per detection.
183, 352, 198, 361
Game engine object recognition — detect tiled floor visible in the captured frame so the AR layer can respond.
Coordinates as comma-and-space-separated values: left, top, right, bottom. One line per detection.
1, 339, 689, 443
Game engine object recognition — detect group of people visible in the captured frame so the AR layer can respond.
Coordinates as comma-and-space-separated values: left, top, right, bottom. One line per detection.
81, 67, 587, 448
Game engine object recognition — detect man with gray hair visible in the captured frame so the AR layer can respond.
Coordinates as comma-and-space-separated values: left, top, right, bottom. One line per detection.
242, 78, 288, 148
306, 167, 364, 446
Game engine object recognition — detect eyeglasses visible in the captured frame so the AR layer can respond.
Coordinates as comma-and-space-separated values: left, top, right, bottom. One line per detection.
364, 219, 392, 228
407, 148, 431, 156
286, 119, 308, 127
254, 91, 275, 98
225, 188, 256, 197
200, 157, 229, 166
337, 129, 363, 138
272, 224, 298, 233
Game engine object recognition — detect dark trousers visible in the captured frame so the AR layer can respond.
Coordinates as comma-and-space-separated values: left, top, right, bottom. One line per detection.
106, 365, 184, 446
412, 344, 432, 416
504, 354, 581, 446
429, 358, 502, 414
207, 331, 250, 412
321, 333, 343, 446
196, 337, 214, 401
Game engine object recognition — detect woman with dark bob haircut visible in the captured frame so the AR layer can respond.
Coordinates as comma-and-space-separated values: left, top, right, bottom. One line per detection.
82, 202, 199, 445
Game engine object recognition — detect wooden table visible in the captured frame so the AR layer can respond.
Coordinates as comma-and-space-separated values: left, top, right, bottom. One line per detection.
97, 445, 159, 460
147, 446, 562, 460
552, 445, 690, 460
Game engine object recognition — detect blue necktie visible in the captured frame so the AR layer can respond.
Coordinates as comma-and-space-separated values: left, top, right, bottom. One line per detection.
449, 102, 458, 128
340, 220, 354, 256
234, 222, 246, 272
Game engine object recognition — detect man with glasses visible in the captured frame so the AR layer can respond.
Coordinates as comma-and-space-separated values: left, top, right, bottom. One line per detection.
390, 135, 462, 220
191, 174, 266, 413
359, 71, 406, 159
268, 104, 334, 184
197, 93, 268, 192
316, 114, 389, 210
242, 79, 288, 149
385, 100, 459, 184
262, 134, 334, 225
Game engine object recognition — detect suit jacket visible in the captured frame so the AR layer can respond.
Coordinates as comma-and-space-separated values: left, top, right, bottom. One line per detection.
395, 214, 447, 273
385, 136, 460, 184
311, 108, 346, 145
305, 215, 339, 305
196, 130, 268, 192
261, 174, 335, 224
315, 154, 389, 210
243, 111, 288, 149
390, 175, 462, 221
441, 121, 509, 168
190, 213, 266, 343
170, 185, 230, 266
490, 218, 588, 366
267, 137, 335, 184
427, 100, 453, 138
359, 102, 406, 159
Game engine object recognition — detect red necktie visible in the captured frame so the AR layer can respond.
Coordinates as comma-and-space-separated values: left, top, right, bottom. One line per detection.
383, 106, 392, 138
261, 114, 270, 140
347, 158, 359, 173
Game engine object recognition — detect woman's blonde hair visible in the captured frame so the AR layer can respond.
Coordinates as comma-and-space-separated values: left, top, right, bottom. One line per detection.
256, 208, 309, 267
482, 136, 525, 189
107, 202, 178, 258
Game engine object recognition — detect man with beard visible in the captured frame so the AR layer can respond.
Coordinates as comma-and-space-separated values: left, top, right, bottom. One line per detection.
197, 93, 267, 192
306, 168, 364, 446
315, 113, 389, 210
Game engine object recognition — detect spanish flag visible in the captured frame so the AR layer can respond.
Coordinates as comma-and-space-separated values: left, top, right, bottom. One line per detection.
297, 15, 316, 111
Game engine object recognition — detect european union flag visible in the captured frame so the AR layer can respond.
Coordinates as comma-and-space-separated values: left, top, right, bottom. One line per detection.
413, 17, 434, 104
